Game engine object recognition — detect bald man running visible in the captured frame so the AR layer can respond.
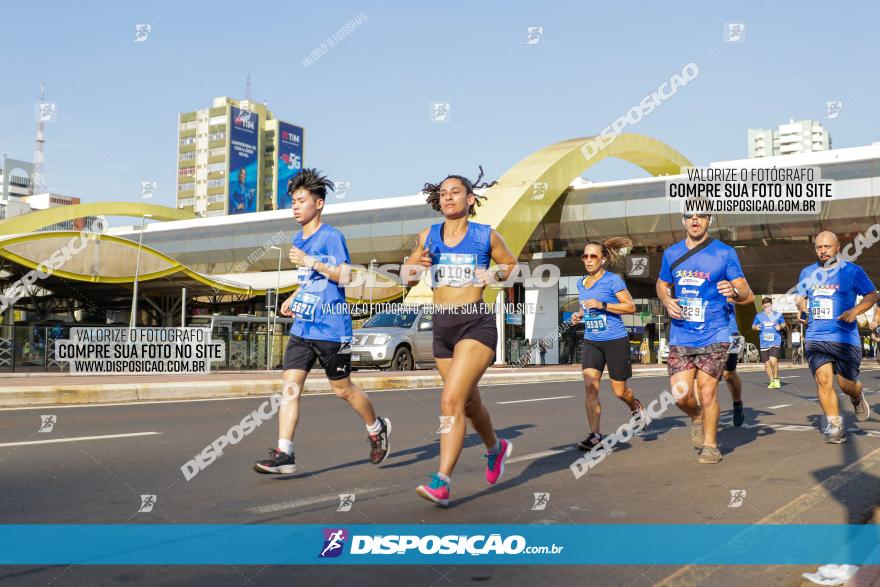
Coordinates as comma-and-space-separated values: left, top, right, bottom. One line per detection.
795, 231, 876, 443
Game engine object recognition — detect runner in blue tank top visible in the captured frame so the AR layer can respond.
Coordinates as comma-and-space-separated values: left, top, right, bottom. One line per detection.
402, 167, 518, 507
794, 231, 876, 444
569, 237, 648, 452
253, 169, 391, 475
751, 297, 786, 389
656, 213, 755, 464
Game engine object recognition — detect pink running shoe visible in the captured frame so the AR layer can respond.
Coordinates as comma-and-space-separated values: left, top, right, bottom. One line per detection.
416, 474, 450, 507
484, 439, 512, 485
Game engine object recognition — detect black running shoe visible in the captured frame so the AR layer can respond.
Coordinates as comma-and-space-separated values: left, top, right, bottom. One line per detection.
577, 432, 604, 452
368, 417, 392, 464
732, 402, 744, 427
253, 448, 297, 474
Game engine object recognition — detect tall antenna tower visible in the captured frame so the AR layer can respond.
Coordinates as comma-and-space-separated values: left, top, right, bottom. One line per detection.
245, 71, 251, 101
32, 81, 48, 195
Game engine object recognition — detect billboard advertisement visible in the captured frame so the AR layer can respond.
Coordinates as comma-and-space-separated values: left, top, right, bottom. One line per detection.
275, 122, 304, 210
228, 106, 259, 215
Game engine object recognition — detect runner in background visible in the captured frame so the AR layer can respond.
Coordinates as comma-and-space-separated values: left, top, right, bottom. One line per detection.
723, 302, 745, 427
570, 237, 648, 452
752, 297, 786, 389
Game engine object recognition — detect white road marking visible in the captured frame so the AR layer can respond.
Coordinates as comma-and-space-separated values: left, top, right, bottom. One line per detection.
497, 396, 573, 405
507, 449, 571, 464
778, 375, 801, 379
767, 404, 793, 409
246, 486, 386, 514
0, 431, 160, 448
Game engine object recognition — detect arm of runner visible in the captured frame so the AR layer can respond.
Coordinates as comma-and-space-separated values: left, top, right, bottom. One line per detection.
401, 228, 432, 286
487, 229, 518, 283
839, 267, 878, 322
570, 308, 584, 325
717, 277, 754, 304
839, 290, 879, 323
869, 302, 880, 331
655, 278, 683, 320
307, 257, 352, 286
775, 315, 786, 331
751, 315, 761, 331
606, 286, 636, 315
280, 294, 296, 318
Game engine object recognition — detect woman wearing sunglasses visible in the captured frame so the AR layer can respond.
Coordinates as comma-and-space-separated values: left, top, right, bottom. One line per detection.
572, 237, 648, 452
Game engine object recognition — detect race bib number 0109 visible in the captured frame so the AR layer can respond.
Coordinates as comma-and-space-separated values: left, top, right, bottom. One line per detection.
678, 297, 705, 323
433, 253, 477, 287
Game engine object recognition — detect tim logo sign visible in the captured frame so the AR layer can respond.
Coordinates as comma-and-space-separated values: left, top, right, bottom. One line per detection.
282, 130, 301, 144
319, 528, 348, 558
234, 109, 255, 130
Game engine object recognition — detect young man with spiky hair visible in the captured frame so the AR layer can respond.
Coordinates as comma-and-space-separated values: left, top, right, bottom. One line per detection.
254, 168, 391, 474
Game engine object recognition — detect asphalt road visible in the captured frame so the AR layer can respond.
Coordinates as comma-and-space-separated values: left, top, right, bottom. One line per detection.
1, 367, 879, 586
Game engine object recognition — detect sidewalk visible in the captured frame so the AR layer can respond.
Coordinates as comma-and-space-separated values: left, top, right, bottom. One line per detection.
0, 361, 814, 408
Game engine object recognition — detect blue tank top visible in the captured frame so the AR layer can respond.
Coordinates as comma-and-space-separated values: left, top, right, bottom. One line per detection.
426, 221, 492, 288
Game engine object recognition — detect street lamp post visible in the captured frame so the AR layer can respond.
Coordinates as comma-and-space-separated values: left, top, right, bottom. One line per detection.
130, 213, 153, 328
267, 246, 283, 371
369, 259, 377, 315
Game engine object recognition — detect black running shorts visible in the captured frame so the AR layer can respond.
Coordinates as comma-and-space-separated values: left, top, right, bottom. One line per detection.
432, 303, 497, 359
282, 335, 351, 380
759, 346, 780, 363
581, 336, 632, 381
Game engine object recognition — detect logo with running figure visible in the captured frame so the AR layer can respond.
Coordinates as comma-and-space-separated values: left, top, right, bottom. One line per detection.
531, 492, 550, 510
38, 415, 57, 433
319, 528, 348, 558
728, 489, 747, 508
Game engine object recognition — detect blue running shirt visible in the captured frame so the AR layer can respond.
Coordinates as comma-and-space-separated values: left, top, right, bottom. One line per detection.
289, 224, 353, 343
426, 221, 492, 288
752, 310, 784, 349
576, 272, 629, 341
659, 239, 745, 347
796, 260, 875, 347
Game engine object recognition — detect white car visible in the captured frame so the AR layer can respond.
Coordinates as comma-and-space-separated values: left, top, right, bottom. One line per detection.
350, 310, 434, 371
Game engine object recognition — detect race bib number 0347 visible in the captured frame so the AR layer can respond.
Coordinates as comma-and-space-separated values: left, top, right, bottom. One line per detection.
810, 298, 833, 320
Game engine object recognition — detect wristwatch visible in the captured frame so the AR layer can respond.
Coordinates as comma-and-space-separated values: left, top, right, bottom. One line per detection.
602, 301, 608, 311
732, 286, 740, 299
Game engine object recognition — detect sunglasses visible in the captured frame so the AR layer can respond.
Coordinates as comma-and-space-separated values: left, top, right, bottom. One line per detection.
683, 214, 711, 220
581, 253, 601, 260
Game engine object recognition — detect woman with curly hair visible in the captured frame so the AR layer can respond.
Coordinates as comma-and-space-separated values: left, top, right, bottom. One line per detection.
403, 167, 517, 507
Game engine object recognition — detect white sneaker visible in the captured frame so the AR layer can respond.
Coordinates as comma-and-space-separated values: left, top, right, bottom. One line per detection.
801, 564, 859, 585
823, 416, 846, 444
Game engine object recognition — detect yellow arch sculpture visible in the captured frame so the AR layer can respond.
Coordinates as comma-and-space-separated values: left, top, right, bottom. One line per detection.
404, 133, 693, 303
0, 202, 196, 236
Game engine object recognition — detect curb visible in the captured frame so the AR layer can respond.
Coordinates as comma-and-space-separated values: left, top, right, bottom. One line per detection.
0, 362, 809, 408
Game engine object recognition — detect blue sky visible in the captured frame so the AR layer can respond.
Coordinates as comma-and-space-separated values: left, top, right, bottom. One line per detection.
1, 0, 877, 209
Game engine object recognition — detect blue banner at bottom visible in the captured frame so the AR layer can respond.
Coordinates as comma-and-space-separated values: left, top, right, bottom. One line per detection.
0, 525, 878, 565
